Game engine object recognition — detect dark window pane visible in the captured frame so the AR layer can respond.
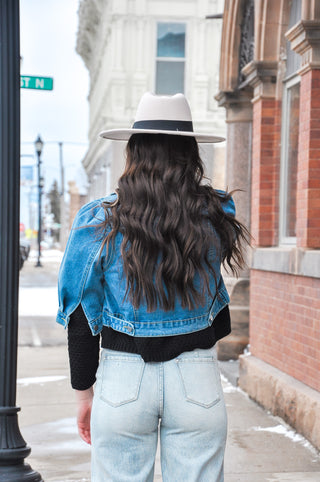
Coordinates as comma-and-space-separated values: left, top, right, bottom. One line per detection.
155, 61, 185, 94
157, 23, 185, 58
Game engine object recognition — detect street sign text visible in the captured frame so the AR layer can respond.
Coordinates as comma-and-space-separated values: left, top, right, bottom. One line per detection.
21, 76, 53, 91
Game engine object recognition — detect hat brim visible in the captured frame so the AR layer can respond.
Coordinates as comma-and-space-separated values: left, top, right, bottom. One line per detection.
99, 128, 225, 143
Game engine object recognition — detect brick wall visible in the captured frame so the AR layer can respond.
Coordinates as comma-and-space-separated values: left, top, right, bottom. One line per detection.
297, 69, 320, 248
251, 98, 281, 246
250, 270, 320, 392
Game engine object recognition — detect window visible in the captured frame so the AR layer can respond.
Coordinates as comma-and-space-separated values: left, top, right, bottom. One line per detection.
279, 0, 301, 244
286, 0, 302, 77
279, 77, 300, 243
155, 22, 186, 95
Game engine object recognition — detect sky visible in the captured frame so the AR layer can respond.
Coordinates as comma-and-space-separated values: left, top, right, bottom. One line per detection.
20, 0, 89, 194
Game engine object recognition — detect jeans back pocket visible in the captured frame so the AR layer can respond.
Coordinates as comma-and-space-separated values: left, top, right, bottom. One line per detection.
177, 358, 221, 408
100, 355, 145, 407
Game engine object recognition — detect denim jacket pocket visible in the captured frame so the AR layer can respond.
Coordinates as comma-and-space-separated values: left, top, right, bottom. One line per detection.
99, 354, 145, 407
176, 357, 221, 408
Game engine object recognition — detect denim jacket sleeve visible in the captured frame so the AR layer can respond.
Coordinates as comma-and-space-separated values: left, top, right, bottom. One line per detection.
56, 198, 107, 335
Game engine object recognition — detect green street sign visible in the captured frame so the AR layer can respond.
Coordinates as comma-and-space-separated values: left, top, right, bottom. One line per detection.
20, 75, 53, 91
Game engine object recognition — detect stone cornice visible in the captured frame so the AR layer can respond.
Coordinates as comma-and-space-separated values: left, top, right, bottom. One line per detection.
215, 89, 251, 107
286, 20, 320, 74
241, 60, 278, 88
240, 60, 278, 102
286, 20, 320, 53
215, 90, 253, 122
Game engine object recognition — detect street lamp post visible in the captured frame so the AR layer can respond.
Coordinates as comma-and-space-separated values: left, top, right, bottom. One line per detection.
35, 136, 44, 267
0, 0, 42, 480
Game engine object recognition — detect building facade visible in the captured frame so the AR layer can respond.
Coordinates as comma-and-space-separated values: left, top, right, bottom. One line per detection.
76, 0, 226, 200
217, 0, 320, 449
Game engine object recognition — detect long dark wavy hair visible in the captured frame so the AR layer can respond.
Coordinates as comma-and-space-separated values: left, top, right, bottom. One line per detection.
99, 134, 250, 312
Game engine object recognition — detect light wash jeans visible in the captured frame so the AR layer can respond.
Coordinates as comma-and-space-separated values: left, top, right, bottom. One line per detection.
91, 346, 227, 482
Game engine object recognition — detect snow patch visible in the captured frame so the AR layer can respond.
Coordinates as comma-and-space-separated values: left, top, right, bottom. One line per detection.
54, 480, 89, 482
220, 374, 238, 393
17, 375, 67, 386
223, 384, 238, 393
19, 286, 58, 316
252, 424, 318, 453
28, 248, 63, 262
252, 424, 304, 443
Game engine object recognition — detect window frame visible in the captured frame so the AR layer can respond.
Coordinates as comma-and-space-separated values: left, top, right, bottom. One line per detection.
279, 74, 301, 245
154, 21, 187, 95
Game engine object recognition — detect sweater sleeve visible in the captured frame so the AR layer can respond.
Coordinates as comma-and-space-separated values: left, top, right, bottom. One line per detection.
67, 304, 100, 390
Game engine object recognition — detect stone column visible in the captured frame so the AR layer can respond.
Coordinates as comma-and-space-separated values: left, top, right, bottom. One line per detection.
215, 89, 253, 360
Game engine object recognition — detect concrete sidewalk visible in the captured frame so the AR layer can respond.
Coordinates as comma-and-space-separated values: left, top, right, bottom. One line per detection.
16, 344, 320, 482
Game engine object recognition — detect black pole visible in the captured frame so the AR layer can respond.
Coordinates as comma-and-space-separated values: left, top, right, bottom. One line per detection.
35, 144, 42, 268
0, 1, 42, 480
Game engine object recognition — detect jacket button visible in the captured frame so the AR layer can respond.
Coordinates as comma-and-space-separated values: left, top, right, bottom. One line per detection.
93, 325, 99, 331
127, 326, 133, 333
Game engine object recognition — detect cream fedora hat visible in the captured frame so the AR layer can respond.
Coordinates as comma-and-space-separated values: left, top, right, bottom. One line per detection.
99, 92, 225, 143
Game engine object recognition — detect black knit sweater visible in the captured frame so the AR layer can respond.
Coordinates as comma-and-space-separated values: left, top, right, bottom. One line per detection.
68, 304, 231, 390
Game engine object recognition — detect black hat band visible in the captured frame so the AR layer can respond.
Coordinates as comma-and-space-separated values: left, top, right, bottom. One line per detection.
132, 119, 194, 132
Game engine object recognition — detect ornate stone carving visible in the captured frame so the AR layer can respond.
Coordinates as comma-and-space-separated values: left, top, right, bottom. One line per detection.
76, 0, 103, 69
238, 0, 254, 86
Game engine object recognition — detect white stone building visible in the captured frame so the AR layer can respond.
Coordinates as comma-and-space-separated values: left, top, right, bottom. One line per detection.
76, 0, 226, 200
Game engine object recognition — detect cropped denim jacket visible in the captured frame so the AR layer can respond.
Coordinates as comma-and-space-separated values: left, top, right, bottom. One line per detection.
56, 191, 235, 338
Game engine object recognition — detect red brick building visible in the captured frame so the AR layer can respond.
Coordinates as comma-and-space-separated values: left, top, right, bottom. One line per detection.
216, 0, 320, 449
